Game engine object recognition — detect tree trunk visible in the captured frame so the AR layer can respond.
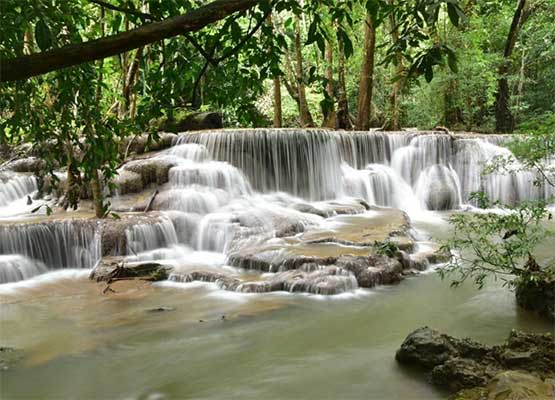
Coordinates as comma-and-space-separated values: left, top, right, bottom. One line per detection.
90, 168, 104, 218
294, 16, 314, 127
443, 78, 462, 128
273, 77, 283, 127
121, 47, 144, 118
336, 42, 350, 130
495, 0, 527, 133
383, 5, 403, 131
322, 40, 336, 128
0, 0, 261, 82
64, 140, 80, 211
355, 13, 376, 131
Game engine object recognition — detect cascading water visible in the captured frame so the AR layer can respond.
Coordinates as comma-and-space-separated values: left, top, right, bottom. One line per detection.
0, 255, 48, 283
0, 129, 551, 286
0, 172, 38, 217
179, 129, 553, 208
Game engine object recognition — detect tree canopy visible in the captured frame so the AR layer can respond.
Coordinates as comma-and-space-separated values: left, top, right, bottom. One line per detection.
1, 0, 554, 217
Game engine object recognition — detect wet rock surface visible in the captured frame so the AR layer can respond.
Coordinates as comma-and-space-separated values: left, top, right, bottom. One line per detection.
226, 205, 442, 291
169, 265, 358, 295
397, 327, 555, 394
90, 256, 171, 282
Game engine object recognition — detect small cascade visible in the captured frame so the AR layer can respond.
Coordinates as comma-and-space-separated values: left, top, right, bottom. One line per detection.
415, 165, 462, 210
0, 255, 48, 284
0, 173, 38, 209
0, 220, 101, 270
126, 217, 179, 254
342, 163, 420, 212
177, 129, 344, 200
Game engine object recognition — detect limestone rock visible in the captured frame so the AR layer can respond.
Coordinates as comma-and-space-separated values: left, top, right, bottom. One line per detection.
122, 158, 177, 188
485, 371, 555, 400
3, 157, 45, 173
336, 255, 403, 288
177, 112, 223, 132
397, 327, 555, 394
396, 326, 460, 368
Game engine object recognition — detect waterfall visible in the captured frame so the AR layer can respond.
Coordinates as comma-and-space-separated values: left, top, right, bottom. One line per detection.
0, 255, 48, 284
0, 172, 38, 218
176, 129, 552, 209
0, 220, 101, 276
1, 129, 551, 285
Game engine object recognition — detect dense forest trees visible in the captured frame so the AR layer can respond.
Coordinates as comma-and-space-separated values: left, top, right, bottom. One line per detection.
0, 0, 554, 217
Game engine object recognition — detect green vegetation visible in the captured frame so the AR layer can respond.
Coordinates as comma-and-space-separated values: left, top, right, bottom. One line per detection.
0, 0, 553, 223
441, 129, 554, 318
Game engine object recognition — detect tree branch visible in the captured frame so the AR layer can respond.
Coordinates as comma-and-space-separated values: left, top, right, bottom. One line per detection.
88, 0, 157, 22
0, 0, 261, 82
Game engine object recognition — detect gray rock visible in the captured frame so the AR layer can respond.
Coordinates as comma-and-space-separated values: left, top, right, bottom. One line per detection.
397, 327, 555, 393
485, 370, 555, 400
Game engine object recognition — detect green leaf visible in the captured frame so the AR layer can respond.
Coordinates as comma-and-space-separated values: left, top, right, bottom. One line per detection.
35, 19, 52, 51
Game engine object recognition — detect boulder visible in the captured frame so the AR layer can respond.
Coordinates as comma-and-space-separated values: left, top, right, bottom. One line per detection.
485, 371, 555, 400
336, 255, 403, 288
451, 372, 555, 400
176, 112, 223, 132
169, 269, 241, 291
3, 157, 45, 173
432, 357, 493, 391
122, 158, 177, 187
396, 326, 460, 368
397, 327, 555, 394
169, 265, 358, 295
113, 170, 144, 195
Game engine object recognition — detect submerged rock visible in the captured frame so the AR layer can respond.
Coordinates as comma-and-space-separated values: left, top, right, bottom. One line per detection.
0, 347, 23, 370
397, 327, 555, 394
146, 306, 176, 313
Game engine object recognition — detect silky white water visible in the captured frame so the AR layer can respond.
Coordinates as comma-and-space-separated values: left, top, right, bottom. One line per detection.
0, 130, 552, 285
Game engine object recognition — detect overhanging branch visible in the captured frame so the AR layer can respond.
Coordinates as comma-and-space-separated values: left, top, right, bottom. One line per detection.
0, 0, 261, 82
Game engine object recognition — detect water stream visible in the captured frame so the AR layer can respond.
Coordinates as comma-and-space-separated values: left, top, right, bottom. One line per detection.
0, 129, 553, 399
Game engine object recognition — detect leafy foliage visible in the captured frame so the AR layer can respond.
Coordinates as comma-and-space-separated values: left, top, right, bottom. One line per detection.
440, 130, 555, 291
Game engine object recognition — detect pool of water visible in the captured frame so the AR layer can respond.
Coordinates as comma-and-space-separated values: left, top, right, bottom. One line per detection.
1, 215, 553, 400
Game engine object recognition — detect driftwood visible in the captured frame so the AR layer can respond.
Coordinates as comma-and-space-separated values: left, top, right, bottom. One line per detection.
144, 189, 159, 212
